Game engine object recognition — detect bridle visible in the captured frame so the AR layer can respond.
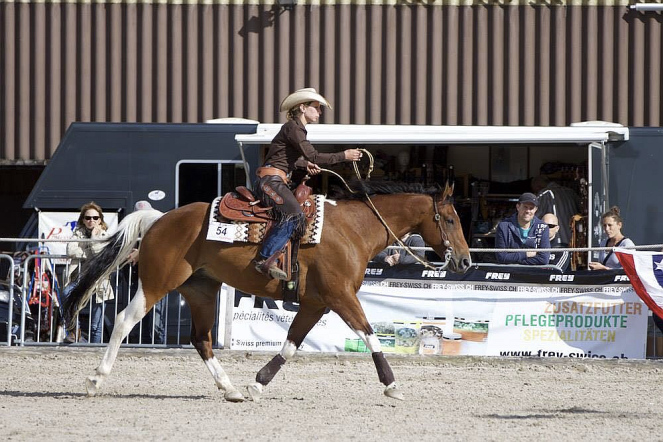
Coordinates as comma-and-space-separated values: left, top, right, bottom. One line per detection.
432, 193, 453, 269
372, 191, 455, 271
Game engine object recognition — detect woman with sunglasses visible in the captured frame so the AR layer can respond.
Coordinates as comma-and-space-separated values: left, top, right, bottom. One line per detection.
252, 88, 363, 280
65, 202, 114, 343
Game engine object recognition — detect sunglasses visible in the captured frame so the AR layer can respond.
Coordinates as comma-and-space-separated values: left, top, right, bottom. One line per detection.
547, 223, 558, 228
84, 216, 100, 221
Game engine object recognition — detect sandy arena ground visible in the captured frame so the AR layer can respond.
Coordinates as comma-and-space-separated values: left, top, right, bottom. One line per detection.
1, 346, 663, 441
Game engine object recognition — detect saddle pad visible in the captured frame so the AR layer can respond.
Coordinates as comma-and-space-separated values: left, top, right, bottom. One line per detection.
206, 195, 326, 244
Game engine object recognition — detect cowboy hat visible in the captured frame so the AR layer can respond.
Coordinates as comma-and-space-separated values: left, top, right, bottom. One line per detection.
279, 88, 332, 112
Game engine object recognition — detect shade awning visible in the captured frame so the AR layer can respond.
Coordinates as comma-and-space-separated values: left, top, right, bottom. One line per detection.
235, 123, 629, 145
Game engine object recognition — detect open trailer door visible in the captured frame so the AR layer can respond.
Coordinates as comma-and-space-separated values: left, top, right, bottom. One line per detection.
588, 141, 607, 265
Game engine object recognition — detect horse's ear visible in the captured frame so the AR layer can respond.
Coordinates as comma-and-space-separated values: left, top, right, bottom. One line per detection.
443, 180, 455, 201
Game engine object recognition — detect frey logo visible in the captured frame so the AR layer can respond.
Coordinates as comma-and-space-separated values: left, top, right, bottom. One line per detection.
421, 270, 447, 278
614, 275, 630, 282
549, 274, 575, 282
485, 272, 510, 280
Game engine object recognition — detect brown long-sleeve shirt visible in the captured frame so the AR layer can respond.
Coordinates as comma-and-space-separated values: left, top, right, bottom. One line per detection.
263, 119, 346, 173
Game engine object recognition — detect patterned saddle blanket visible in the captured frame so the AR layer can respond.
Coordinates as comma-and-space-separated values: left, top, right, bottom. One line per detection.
206, 191, 325, 245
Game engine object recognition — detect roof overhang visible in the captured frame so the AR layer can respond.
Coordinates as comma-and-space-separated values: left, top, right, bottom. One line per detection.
235, 123, 629, 145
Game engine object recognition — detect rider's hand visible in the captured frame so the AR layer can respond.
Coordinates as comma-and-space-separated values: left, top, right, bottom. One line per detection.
344, 149, 363, 162
306, 162, 322, 175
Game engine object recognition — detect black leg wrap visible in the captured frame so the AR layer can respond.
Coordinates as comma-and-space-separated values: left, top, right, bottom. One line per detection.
256, 354, 287, 386
372, 351, 395, 386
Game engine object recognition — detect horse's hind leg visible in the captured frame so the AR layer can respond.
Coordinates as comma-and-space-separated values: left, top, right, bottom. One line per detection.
180, 275, 244, 402
247, 302, 327, 402
86, 280, 152, 396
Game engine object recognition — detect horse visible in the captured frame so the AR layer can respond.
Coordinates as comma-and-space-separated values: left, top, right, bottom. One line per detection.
62, 180, 471, 402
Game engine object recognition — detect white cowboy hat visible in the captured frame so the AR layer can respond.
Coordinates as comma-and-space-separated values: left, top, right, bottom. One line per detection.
279, 88, 332, 112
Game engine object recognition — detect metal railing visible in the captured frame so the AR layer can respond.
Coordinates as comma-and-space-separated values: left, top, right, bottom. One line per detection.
1, 254, 16, 346
1, 249, 226, 348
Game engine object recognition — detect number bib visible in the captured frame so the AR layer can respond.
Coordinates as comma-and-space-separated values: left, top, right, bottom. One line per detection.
207, 221, 237, 243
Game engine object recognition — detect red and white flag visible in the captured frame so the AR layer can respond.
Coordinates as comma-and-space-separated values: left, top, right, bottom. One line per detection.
615, 248, 663, 318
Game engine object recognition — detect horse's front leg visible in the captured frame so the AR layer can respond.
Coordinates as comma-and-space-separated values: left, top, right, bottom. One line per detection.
353, 329, 404, 400
247, 302, 327, 402
329, 293, 405, 401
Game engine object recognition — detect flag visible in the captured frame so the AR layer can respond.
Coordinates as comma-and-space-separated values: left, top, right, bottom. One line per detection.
615, 248, 663, 318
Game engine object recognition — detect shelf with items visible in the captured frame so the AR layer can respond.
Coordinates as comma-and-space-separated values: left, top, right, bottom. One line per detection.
468, 181, 520, 263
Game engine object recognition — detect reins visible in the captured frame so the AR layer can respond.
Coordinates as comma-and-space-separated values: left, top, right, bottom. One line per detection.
318, 150, 450, 270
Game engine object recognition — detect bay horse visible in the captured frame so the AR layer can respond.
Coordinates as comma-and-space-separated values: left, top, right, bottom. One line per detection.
62, 180, 471, 402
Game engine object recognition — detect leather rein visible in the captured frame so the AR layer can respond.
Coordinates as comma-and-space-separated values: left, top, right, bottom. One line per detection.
319, 149, 454, 270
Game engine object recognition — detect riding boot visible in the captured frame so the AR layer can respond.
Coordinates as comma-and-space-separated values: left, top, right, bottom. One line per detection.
254, 218, 296, 281
253, 253, 288, 281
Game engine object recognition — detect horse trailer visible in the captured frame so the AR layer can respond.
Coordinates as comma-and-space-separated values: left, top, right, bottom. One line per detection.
19, 121, 662, 260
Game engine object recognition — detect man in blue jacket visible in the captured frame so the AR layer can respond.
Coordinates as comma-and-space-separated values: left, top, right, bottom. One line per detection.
495, 192, 550, 265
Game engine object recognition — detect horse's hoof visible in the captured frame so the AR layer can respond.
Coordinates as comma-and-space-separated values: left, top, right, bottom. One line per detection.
247, 382, 263, 402
383, 382, 405, 401
85, 376, 100, 397
224, 389, 245, 403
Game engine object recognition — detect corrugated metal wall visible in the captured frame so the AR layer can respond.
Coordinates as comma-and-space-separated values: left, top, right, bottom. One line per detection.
1, 0, 661, 163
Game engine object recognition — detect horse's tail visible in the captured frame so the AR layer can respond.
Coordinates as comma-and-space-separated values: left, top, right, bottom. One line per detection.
61, 209, 164, 332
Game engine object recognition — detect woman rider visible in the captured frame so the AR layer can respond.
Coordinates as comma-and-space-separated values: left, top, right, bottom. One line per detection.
253, 88, 363, 280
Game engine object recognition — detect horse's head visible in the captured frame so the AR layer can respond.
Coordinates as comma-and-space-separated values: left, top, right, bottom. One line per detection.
418, 182, 472, 273
336, 179, 471, 272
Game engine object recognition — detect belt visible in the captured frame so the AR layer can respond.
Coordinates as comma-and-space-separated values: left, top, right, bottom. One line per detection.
256, 166, 290, 184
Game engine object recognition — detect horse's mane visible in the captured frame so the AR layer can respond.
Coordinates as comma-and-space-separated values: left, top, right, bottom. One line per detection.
329, 179, 441, 201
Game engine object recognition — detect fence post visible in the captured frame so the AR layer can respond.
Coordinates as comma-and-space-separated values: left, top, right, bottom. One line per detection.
223, 285, 234, 349
0, 254, 15, 346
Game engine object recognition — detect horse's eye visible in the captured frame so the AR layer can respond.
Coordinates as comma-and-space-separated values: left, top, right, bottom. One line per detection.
445, 218, 454, 225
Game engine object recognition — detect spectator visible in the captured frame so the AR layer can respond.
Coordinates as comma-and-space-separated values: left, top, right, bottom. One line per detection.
495, 193, 550, 265
65, 202, 114, 343
127, 200, 166, 344
541, 213, 570, 272
531, 175, 580, 247
373, 233, 426, 266
588, 206, 635, 270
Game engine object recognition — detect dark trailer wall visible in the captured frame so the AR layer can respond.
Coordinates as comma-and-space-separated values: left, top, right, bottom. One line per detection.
22, 122, 260, 216
607, 128, 663, 247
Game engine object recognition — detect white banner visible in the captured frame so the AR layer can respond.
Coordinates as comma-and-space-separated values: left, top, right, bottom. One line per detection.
230, 279, 647, 359
38, 212, 119, 263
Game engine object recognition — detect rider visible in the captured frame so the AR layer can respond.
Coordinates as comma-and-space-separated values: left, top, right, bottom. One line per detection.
253, 87, 363, 280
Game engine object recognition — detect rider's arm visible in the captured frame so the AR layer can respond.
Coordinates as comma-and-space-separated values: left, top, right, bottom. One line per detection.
285, 123, 347, 166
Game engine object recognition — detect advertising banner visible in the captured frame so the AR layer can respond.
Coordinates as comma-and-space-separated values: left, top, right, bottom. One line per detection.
230, 266, 647, 359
